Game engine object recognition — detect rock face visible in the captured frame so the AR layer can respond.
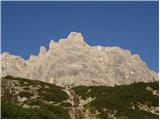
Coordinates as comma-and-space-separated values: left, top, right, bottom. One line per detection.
39, 46, 47, 56
1, 32, 158, 86
1, 52, 26, 77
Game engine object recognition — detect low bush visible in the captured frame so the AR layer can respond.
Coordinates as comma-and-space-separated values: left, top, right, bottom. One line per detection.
73, 82, 159, 118
1, 100, 70, 119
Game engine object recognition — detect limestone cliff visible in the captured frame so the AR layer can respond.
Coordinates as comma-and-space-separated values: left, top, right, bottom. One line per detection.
1, 32, 158, 86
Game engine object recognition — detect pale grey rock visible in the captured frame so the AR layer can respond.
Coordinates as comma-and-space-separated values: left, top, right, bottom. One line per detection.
28, 55, 38, 63
67, 32, 84, 42
39, 46, 47, 56
1, 32, 159, 86
1, 52, 26, 77
49, 40, 59, 50
137, 102, 159, 115
49, 40, 55, 50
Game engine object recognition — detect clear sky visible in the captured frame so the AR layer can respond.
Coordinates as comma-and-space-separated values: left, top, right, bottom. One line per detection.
1, 1, 159, 72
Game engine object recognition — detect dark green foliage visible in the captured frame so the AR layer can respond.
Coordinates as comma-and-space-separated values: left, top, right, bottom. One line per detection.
1, 100, 70, 119
2, 76, 159, 119
3, 75, 14, 79
3, 76, 68, 103
23, 87, 30, 90
39, 104, 70, 118
73, 82, 159, 119
2, 76, 70, 119
3, 76, 62, 89
26, 99, 44, 106
146, 81, 159, 91
59, 102, 72, 107
123, 109, 158, 119
19, 92, 33, 98
38, 87, 68, 102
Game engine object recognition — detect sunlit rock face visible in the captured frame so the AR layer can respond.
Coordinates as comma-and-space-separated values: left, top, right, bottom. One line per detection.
1, 32, 158, 86
1, 52, 26, 77
39, 46, 47, 57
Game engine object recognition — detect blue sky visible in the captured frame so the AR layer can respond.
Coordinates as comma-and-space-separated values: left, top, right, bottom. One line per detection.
1, 1, 159, 72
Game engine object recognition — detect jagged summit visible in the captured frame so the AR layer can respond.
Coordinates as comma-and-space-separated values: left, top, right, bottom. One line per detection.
39, 46, 47, 56
1, 32, 158, 87
67, 32, 84, 42
47, 32, 88, 52
49, 40, 55, 50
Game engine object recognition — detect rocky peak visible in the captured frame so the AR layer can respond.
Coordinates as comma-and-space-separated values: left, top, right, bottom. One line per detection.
49, 40, 56, 50
67, 32, 84, 42
48, 32, 88, 50
39, 46, 47, 56
1, 32, 158, 87
1, 52, 10, 57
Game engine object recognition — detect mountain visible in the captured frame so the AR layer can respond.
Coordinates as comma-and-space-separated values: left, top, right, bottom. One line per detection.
1, 32, 158, 87
1, 76, 159, 119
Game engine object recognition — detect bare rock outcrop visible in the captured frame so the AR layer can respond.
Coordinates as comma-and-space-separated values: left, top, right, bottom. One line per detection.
39, 46, 47, 56
1, 52, 26, 77
1, 32, 159, 86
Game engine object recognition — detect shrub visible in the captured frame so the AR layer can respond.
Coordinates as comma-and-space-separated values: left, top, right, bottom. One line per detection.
1, 100, 70, 119
19, 92, 33, 98
73, 82, 159, 119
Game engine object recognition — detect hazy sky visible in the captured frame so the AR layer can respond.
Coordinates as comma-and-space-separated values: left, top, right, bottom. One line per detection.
1, 1, 159, 72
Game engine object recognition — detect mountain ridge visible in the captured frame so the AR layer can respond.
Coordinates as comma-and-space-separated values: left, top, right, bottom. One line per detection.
1, 32, 158, 87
